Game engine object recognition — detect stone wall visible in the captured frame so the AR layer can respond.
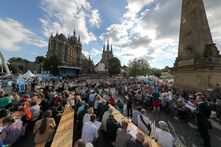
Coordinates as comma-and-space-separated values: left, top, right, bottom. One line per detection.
174, 65, 221, 91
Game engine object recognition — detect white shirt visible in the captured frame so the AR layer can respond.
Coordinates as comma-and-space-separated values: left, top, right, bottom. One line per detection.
30, 105, 40, 121
137, 114, 151, 135
102, 111, 110, 131
156, 130, 174, 147
132, 110, 141, 125
82, 121, 98, 143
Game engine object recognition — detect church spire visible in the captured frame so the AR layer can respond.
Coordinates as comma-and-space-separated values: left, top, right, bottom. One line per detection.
103, 43, 105, 52
107, 38, 110, 51
89, 54, 91, 61
73, 29, 76, 37
78, 35, 81, 43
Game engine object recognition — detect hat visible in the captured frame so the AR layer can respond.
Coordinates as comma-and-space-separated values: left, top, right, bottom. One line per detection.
159, 121, 169, 131
24, 95, 30, 100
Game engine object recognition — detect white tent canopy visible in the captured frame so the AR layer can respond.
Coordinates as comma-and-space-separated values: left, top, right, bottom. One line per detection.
20, 70, 36, 79
149, 75, 159, 81
136, 76, 149, 81
136, 75, 159, 81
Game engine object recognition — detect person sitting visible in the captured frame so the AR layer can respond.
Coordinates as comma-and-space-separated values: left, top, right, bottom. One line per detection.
132, 107, 142, 126
77, 101, 86, 115
30, 100, 40, 121
156, 121, 174, 147
128, 132, 145, 147
115, 120, 131, 147
1, 117, 23, 145
97, 100, 109, 121
81, 114, 99, 144
115, 99, 124, 114
93, 96, 101, 115
74, 139, 85, 147
106, 114, 120, 142
108, 94, 115, 106
33, 110, 56, 147
83, 107, 94, 125
0, 95, 12, 109
101, 107, 113, 132
137, 109, 151, 135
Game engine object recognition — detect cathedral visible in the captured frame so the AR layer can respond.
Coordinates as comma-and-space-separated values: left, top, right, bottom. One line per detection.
47, 31, 82, 67
95, 40, 115, 72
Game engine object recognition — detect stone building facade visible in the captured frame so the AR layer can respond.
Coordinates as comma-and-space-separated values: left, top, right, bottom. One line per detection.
47, 31, 82, 67
98, 40, 114, 70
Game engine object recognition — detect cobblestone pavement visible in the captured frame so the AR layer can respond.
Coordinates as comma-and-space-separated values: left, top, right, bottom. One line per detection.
112, 88, 221, 147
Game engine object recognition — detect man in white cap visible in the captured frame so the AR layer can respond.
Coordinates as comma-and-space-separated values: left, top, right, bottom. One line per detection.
156, 121, 174, 147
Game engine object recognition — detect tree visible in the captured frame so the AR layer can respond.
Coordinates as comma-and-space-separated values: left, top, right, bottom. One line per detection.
128, 58, 151, 77
8, 57, 29, 63
35, 56, 45, 63
43, 56, 60, 76
151, 68, 162, 77
108, 57, 121, 76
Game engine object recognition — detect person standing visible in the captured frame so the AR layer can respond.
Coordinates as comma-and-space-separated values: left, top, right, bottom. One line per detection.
82, 114, 99, 144
126, 92, 133, 118
127, 132, 145, 147
195, 93, 212, 147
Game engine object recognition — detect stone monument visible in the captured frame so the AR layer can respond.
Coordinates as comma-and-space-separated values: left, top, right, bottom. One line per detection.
174, 0, 221, 91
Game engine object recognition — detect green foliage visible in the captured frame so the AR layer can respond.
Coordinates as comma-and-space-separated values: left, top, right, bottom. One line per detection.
108, 57, 121, 76
8, 57, 29, 63
35, 56, 45, 63
43, 56, 60, 76
151, 68, 162, 77
128, 58, 151, 77
80, 59, 94, 74
161, 71, 174, 79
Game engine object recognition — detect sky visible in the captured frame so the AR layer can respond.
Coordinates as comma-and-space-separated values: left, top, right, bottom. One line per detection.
0, 0, 221, 69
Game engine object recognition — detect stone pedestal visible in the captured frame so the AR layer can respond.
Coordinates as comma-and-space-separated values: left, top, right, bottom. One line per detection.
174, 58, 221, 91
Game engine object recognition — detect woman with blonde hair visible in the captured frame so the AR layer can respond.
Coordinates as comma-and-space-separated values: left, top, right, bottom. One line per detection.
83, 107, 94, 125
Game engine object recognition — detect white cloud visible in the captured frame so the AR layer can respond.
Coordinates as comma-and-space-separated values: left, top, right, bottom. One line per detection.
89, 10, 101, 28
83, 48, 102, 58
0, 17, 47, 51
100, 0, 221, 68
40, 0, 101, 44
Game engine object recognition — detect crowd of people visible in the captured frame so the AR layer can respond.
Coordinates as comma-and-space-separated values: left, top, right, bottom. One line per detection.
0, 77, 220, 147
